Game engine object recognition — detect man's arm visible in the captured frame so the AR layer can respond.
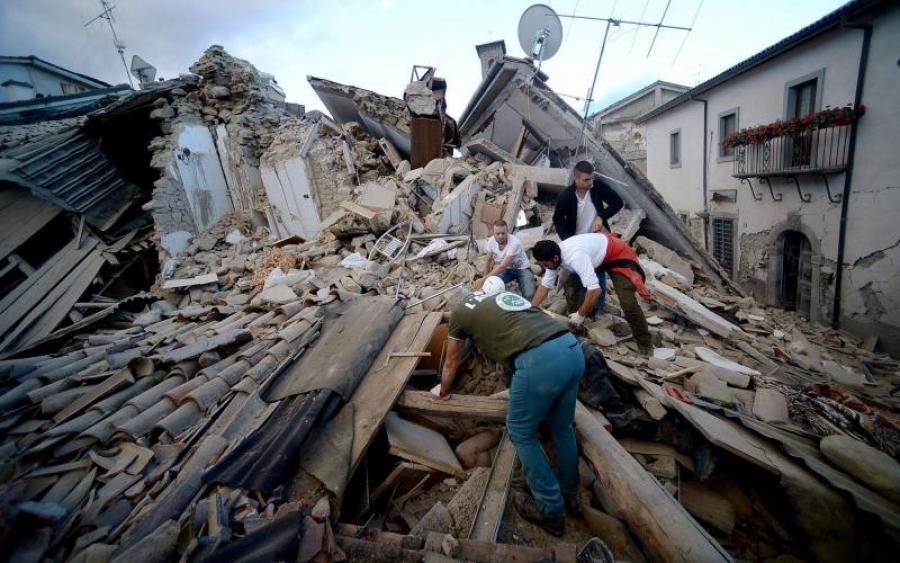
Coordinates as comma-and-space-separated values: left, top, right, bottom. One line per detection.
481, 251, 494, 277
439, 337, 466, 398
593, 178, 624, 221
485, 254, 514, 278
578, 288, 602, 317
552, 191, 573, 240
532, 284, 551, 307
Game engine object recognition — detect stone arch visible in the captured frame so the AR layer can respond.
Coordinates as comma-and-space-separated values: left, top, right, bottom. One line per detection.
764, 215, 823, 322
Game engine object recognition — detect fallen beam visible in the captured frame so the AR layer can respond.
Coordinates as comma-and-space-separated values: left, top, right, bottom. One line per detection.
396, 390, 508, 422
468, 433, 517, 542
348, 312, 444, 476
574, 401, 732, 563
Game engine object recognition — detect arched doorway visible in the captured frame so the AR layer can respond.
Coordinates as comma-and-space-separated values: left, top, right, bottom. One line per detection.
776, 230, 812, 317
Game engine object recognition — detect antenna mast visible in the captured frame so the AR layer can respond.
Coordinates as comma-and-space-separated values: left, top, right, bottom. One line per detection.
85, 0, 134, 88
555, 4, 695, 150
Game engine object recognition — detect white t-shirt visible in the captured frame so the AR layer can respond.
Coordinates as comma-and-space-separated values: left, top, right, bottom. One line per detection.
541, 233, 609, 290
486, 234, 531, 270
574, 190, 599, 235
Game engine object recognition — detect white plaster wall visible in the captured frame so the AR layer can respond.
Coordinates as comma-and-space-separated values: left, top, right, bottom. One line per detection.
644, 3, 900, 349
260, 156, 322, 240
645, 102, 705, 215
838, 4, 900, 343
170, 123, 234, 233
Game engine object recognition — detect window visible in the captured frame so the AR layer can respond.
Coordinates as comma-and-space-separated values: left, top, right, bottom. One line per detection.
784, 71, 824, 167
718, 109, 739, 158
669, 130, 681, 167
711, 217, 735, 277
788, 79, 817, 118
783, 69, 824, 119
60, 82, 87, 95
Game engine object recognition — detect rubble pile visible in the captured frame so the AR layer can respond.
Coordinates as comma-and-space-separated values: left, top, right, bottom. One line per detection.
0, 46, 898, 563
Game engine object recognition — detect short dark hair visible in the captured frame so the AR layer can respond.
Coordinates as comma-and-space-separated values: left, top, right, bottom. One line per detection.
492, 220, 508, 228
533, 240, 561, 262
574, 160, 594, 175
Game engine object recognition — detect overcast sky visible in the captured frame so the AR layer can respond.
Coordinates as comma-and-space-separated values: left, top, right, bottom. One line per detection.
1, 0, 847, 118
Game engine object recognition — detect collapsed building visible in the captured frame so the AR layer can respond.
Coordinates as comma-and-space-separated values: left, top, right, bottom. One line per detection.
0, 44, 898, 563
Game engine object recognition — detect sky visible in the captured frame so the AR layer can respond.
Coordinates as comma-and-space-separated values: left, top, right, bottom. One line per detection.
1, 0, 849, 118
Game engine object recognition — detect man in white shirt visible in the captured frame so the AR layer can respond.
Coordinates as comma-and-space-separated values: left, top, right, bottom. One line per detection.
475, 220, 535, 299
551, 161, 624, 314
531, 233, 653, 354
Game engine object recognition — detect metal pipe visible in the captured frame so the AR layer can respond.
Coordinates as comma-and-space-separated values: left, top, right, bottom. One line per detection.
577, 20, 614, 151
832, 23, 872, 330
692, 97, 709, 250
404, 283, 465, 310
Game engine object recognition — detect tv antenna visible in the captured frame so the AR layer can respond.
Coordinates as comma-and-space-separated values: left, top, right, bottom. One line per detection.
517, 4, 564, 73
85, 0, 134, 88
552, 0, 695, 150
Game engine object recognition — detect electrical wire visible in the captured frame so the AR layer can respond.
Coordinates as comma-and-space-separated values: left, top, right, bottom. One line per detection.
646, 0, 672, 57
628, 0, 652, 54
671, 0, 705, 66
563, 0, 580, 46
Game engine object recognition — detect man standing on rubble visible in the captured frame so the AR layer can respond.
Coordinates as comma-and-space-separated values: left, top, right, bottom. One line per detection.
531, 233, 653, 355
474, 220, 535, 299
552, 160, 624, 313
440, 276, 583, 537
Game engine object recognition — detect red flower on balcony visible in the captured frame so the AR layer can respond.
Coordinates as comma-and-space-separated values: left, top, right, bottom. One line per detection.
720, 104, 864, 149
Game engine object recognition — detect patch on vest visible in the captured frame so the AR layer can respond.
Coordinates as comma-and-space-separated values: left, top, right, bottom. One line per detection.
495, 292, 530, 312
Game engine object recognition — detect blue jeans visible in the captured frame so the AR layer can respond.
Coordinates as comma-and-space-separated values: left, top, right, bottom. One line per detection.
499, 267, 536, 300
507, 332, 585, 518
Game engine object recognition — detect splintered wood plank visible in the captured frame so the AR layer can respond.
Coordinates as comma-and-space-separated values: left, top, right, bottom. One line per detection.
370, 462, 434, 505
469, 433, 517, 541
574, 401, 732, 563
384, 412, 464, 478
397, 391, 508, 422
348, 312, 443, 476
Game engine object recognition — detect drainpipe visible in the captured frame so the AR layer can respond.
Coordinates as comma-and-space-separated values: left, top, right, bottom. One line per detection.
832, 23, 872, 330
692, 97, 709, 250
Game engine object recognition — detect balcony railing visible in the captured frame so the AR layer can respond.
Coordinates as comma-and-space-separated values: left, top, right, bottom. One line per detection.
732, 124, 851, 178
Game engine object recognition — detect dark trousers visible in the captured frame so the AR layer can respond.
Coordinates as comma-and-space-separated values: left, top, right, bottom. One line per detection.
563, 269, 651, 350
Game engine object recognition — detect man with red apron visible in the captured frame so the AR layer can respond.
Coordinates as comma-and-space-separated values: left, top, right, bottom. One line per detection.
532, 233, 652, 354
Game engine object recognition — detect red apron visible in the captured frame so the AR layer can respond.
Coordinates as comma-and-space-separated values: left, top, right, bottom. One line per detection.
602, 235, 651, 301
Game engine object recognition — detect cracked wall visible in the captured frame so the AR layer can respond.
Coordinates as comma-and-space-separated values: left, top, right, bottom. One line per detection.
645, 4, 900, 352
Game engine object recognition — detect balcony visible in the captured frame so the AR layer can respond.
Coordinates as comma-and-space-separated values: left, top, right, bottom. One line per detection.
732, 124, 851, 179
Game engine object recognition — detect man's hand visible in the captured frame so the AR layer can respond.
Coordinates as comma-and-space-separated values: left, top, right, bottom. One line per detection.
473, 277, 485, 290
591, 217, 606, 233
568, 311, 586, 328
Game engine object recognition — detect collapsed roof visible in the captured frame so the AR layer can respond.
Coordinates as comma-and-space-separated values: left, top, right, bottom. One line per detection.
0, 44, 897, 563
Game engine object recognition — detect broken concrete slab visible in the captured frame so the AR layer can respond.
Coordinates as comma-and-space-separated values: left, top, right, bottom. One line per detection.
820, 435, 900, 504
752, 388, 789, 422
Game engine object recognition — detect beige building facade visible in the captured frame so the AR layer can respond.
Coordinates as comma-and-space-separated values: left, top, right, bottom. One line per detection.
641, 0, 900, 353
588, 81, 688, 174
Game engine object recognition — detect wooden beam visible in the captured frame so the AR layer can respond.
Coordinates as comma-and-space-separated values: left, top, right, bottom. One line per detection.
396, 391, 508, 422
634, 389, 667, 420
468, 433, 517, 542
348, 312, 443, 476
574, 400, 732, 563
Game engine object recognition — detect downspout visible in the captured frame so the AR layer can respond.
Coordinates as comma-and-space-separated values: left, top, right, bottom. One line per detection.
831, 22, 872, 329
693, 97, 709, 250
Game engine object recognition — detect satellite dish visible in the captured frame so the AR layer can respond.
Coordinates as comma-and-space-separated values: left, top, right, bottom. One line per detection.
130, 55, 157, 88
518, 4, 563, 62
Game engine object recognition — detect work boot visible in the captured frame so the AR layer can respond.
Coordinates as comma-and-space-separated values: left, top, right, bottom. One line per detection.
513, 492, 565, 537
564, 495, 582, 517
